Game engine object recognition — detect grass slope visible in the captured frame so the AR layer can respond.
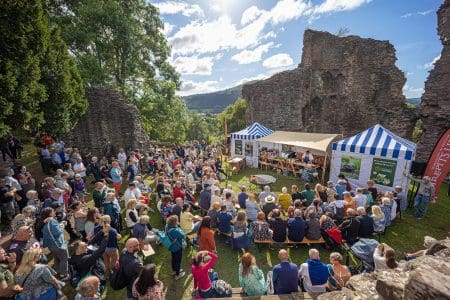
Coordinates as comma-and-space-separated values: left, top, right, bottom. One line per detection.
19, 145, 450, 299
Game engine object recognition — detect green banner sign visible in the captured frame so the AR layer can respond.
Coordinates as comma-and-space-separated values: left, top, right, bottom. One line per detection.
370, 158, 397, 187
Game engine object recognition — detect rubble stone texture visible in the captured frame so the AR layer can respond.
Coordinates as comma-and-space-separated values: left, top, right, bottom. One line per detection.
64, 86, 151, 157
242, 29, 417, 139
416, 0, 450, 161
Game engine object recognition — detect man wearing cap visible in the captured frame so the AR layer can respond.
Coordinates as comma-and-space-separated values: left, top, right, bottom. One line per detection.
406, 174, 435, 218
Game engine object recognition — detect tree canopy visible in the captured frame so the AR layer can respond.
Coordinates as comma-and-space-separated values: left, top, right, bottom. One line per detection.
0, 0, 87, 137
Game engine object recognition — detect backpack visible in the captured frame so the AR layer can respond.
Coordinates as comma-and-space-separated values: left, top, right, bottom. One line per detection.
156, 229, 173, 249
109, 265, 127, 290
326, 226, 343, 244
212, 279, 232, 297
104, 202, 119, 225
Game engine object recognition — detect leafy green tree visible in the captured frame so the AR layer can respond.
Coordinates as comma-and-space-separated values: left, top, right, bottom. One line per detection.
39, 26, 87, 136
0, 0, 87, 136
186, 112, 221, 143
0, 0, 48, 136
218, 98, 248, 134
46, 0, 182, 140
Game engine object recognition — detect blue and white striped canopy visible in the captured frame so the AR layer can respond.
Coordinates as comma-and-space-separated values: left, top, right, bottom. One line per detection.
231, 122, 273, 140
332, 124, 416, 160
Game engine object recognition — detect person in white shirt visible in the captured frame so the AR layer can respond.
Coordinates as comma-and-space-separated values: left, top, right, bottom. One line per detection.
117, 148, 127, 170
302, 151, 314, 164
354, 188, 367, 208
211, 187, 223, 206
123, 182, 142, 205
373, 243, 399, 271
298, 248, 328, 297
73, 157, 87, 180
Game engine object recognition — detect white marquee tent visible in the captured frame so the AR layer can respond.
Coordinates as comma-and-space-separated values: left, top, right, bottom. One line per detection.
230, 122, 273, 167
330, 124, 417, 192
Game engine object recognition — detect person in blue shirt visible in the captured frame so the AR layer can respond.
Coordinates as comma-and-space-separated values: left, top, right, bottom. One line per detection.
271, 249, 299, 294
237, 186, 249, 209
165, 215, 186, 280
287, 209, 306, 242
217, 205, 233, 234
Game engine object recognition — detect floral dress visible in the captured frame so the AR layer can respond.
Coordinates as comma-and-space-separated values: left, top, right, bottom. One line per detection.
251, 221, 272, 241
238, 264, 267, 296
132, 280, 164, 300
15, 264, 57, 300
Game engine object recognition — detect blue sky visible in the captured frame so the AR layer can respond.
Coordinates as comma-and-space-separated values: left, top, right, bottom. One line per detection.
152, 0, 443, 97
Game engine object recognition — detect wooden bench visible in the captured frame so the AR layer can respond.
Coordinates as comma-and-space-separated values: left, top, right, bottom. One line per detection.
199, 288, 312, 299
254, 237, 326, 251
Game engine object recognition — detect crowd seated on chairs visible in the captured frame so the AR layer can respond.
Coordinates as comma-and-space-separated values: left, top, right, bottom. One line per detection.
0, 138, 412, 299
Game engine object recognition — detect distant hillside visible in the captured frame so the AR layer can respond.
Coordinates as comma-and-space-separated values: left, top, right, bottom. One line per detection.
183, 83, 421, 113
406, 98, 421, 107
182, 84, 243, 113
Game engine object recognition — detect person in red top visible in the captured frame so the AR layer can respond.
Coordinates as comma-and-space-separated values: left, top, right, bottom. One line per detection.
172, 181, 186, 200
198, 216, 216, 252
191, 250, 218, 298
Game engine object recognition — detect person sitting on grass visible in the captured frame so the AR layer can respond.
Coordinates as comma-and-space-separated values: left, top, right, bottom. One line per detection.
132, 215, 160, 250
217, 205, 233, 235
268, 209, 287, 243
191, 251, 219, 298
373, 243, 399, 271
180, 204, 202, 234
238, 252, 267, 296
298, 248, 328, 297
251, 211, 272, 241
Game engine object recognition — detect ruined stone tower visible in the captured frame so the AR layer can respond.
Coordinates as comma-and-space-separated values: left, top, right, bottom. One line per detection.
243, 29, 417, 138
64, 86, 151, 156
416, 0, 450, 161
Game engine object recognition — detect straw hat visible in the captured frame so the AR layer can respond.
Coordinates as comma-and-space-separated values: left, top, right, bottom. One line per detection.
265, 195, 275, 203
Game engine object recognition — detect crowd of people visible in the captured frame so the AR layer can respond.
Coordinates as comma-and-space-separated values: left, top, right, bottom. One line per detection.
0, 137, 439, 300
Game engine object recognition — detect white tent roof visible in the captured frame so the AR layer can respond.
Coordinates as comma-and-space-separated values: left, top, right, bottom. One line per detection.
332, 124, 416, 160
258, 131, 342, 155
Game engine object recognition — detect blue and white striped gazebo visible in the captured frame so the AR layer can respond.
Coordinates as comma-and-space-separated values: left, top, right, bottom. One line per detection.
230, 122, 273, 167
230, 122, 273, 140
330, 124, 416, 192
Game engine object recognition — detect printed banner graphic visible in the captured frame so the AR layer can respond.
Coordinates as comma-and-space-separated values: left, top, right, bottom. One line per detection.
370, 158, 397, 187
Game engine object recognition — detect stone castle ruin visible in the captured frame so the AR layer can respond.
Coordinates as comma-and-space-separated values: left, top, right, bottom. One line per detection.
64, 86, 151, 157
416, 0, 450, 162
243, 29, 417, 140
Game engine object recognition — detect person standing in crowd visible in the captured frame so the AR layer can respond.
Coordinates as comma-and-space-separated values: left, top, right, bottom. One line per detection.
237, 186, 248, 209
165, 215, 186, 280
119, 238, 143, 299
271, 249, 298, 294
109, 160, 123, 197
198, 216, 216, 253
199, 184, 212, 214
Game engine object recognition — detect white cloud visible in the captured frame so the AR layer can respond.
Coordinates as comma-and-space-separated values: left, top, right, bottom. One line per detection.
162, 22, 176, 36
420, 54, 441, 69
236, 74, 270, 85
262, 53, 294, 69
313, 0, 372, 14
403, 84, 424, 98
401, 9, 433, 18
154, 1, 204, 17
231, 42, 277, 65
241, 5, 264, 25
172, 55, 215, 75
178, 80, 219, 96
270, 0, 311, 24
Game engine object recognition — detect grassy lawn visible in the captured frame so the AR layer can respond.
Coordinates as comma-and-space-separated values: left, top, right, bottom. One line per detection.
13, 145, 450, 299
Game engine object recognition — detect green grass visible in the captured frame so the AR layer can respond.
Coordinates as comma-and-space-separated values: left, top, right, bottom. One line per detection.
17, 146, 450, 299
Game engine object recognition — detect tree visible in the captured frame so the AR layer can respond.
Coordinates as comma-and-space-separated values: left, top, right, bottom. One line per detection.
186, 112, 221, 144
39, 26, 87, 136
0, 0, 87, 137
46, 0, 181, 139
0, 0, 48, 136
336, 27, 350, 37
218, 98, 248, 134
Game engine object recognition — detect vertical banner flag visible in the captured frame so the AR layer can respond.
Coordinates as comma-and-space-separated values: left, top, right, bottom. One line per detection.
424, 128, 450, 201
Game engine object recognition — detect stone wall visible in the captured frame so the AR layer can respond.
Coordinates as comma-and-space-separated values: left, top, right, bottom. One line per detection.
64, 86, 151, 157
319, 237, 450, 300
416, 0, 450, 161
243, 29, 417, 138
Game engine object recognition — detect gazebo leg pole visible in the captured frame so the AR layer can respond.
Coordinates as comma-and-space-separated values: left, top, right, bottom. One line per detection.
322, 154, 328, 184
